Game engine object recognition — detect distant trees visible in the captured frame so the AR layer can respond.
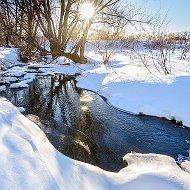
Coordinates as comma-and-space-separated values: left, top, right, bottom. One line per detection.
143, 31, 190, 74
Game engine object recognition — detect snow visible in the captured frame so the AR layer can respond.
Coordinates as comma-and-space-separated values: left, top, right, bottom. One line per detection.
0, 79, 10, 85
0, 48, 19, 64
181, 160, 190, 174
17, 107, 26, 112
0, 85, 6, 92
6, 66, 27, 77
37, 63, 82, 75
10, 80, 29, 88
0, 77, 18, 84
5, 76, 18, 82
0, 97, 190, 190
9, 73, 36, 88
23, 73, 36, 80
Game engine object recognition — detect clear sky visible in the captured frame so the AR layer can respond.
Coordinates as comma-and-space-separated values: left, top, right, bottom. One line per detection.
126, 0, 190, 32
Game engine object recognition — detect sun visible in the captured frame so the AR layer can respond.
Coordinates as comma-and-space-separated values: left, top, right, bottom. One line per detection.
80, 2, 95, 20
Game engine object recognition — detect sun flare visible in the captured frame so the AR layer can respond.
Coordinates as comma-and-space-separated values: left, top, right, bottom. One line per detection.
81, 106, 89, 111
80, 2, 95, 20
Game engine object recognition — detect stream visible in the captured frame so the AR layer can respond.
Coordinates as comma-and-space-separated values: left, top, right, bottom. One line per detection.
1, 74, 190, 172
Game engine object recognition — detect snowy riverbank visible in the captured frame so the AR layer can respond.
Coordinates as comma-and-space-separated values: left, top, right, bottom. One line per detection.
1, 47, 190, 126
37, 50, 190, 127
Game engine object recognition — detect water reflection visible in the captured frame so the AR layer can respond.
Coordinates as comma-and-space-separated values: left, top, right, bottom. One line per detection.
1, 75, 190, 172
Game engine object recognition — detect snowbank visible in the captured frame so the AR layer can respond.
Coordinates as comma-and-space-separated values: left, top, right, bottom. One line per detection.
17, 106, 26, 112
181, 160, 190, 174
23, 73, 36, 80
5, 76, 18, 82
10, 73, 36, 88
6, 66, 27, 77
0, 48, 19, 65
10, 80, 29, 88
0, 97, 190, 190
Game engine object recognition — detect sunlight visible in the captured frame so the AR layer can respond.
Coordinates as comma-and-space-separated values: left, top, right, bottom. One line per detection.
80, 2, 95, 20
81, 106, 89, 111
80, 94, 93, 102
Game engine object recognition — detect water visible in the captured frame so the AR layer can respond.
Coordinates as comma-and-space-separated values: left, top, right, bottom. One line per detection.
1, 75, 190, 172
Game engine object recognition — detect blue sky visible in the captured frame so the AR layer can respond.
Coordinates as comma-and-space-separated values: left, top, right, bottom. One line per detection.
126, 0, 190, 32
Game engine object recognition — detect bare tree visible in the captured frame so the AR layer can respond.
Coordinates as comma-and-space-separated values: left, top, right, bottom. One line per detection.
178, 32, 190, 60
130, 16, 174, 75
93, 37, 116, 64
1, 0, 124, 63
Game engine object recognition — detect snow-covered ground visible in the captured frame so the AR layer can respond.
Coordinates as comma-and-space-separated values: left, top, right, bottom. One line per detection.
0, 85, 6, 92
1, 46, 190, 189
0, 97, 190, 190
181, 160, 190, 174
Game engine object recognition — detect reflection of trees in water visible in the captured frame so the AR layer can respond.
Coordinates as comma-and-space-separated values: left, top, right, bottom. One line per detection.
41, 76, 101, 165
29, 81, 47, 114
4, 75, 102, 168
1, 75, 128, 171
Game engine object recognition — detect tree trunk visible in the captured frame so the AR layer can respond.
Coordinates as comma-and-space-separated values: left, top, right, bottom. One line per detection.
5, 36, 9, 47
66, 53, 87, 64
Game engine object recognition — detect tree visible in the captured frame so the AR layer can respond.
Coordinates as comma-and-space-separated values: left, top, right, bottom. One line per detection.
1, 0, 154, 63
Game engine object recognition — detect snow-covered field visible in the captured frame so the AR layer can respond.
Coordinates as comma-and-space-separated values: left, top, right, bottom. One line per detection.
1, 47, 190, 189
